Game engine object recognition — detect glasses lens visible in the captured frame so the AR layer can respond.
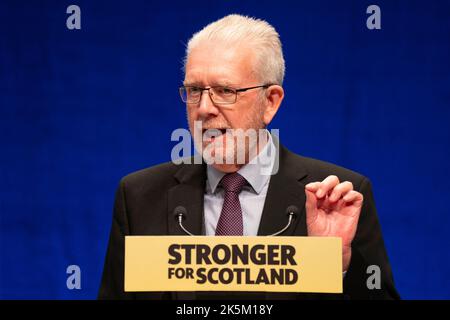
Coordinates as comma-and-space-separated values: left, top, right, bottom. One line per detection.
211, 87, 236, 104
181, 86, 204, 103
179, 87, 188, 102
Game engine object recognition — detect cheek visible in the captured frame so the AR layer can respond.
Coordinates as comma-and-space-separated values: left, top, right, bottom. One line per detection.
186, 107, 198, 124
239, 104, 265, 129
186, 106, 195, 117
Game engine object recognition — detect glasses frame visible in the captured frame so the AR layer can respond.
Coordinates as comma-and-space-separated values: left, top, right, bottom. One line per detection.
179, 84, 274, 105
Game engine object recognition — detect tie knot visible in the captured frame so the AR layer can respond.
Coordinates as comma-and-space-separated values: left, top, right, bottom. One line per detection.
219, 173, 247, 193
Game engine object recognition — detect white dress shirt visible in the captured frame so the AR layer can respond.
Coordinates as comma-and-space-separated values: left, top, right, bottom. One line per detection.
203, 132, 276, 236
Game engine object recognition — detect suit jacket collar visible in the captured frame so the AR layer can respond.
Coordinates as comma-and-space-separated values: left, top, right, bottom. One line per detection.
257, 135, 308, 236
167, 138, 309, 237
167, 156, 206, 236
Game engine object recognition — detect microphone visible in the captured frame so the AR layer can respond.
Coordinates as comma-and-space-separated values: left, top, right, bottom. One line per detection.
173, 206, 195, 236
174, 205, 299, 237
268, 205, 299, 236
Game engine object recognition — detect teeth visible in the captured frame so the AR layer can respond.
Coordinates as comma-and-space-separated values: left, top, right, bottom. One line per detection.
202, 128, 228, 137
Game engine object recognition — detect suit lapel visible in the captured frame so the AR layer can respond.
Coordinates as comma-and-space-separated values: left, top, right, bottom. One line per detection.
166, 158, 206, 300
167, 142, 309, 237
258, 143, 311, 300
257, 143, 309, 237
167, 158, 206, 236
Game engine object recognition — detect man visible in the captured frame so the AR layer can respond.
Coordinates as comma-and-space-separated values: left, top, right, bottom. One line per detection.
99, 14, 399, 300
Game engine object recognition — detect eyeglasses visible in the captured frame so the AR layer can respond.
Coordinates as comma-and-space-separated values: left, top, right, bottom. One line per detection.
179, 84, 273, 105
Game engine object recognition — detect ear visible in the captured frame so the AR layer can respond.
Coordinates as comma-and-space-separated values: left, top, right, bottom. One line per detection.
263, 85, 284, 126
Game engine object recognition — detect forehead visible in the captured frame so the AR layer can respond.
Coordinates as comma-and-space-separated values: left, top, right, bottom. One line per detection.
184, 41, 255, 85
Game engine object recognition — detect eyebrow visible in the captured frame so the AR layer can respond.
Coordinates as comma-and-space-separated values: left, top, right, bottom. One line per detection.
183, 81, 200, 87
183, 81, 240, 87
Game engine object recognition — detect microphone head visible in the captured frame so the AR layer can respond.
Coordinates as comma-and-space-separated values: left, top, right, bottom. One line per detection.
286, 205, 299, 217
173, 206, 187, 220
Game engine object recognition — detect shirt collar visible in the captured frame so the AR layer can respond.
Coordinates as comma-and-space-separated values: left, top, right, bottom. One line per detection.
206, 130, 276, 195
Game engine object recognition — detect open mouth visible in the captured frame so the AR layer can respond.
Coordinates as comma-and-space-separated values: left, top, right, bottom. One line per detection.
202, 128, 229, 136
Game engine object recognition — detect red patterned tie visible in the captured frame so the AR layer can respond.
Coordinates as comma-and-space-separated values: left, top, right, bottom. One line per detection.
215, 173, 247, 236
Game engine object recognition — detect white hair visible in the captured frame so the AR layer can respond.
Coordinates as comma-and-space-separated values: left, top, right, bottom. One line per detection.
184, 14, 285, 85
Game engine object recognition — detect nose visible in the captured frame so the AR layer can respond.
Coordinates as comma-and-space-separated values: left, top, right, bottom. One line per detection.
197, 89, 219, 118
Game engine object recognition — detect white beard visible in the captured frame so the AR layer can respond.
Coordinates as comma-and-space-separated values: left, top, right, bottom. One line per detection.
193, 126, 264, 166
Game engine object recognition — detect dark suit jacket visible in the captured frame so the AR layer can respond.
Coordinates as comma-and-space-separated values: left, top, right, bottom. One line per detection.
98, 142, 400, 300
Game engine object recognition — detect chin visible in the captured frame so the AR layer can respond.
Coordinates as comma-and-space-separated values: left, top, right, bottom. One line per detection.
203, 144, 238, 165
211, 163, 241, 173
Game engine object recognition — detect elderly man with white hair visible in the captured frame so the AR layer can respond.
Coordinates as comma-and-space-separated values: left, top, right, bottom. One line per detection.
99, 14, 399, 300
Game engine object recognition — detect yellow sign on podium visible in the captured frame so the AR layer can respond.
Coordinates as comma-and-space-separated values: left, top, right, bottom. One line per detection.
125, 236, 342, 293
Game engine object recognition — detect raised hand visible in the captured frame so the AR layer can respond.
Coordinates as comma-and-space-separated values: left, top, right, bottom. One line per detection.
305, 175, 363, 271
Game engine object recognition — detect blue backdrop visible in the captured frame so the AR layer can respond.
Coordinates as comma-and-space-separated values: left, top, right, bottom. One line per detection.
1, 0, 449, 299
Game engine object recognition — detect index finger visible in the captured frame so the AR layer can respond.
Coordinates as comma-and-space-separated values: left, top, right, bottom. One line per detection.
316, 175, 340, 198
